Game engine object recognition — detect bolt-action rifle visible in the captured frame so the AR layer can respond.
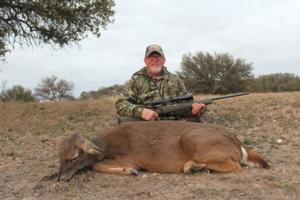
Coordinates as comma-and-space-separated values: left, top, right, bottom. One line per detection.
118, 92, 249, 123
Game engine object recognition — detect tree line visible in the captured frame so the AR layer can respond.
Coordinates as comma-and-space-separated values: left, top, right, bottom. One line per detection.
2, 51, 300, 103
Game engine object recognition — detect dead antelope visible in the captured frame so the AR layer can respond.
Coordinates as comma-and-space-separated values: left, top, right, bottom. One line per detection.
43, 121, 269, 181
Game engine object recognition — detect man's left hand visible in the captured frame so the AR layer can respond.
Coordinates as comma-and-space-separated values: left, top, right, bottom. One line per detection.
191, 103, 206, 116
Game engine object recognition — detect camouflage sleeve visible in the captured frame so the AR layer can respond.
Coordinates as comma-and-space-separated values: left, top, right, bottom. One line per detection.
115, 78, 144, 118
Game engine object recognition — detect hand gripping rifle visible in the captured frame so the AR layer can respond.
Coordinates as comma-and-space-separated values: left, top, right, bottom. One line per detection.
117, 92, 249, 123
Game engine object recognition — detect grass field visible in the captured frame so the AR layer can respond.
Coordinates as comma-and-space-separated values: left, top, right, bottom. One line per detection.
0, 92, 299, 200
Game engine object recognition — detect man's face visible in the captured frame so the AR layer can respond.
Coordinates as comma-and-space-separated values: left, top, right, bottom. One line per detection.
144, 52, 165, 75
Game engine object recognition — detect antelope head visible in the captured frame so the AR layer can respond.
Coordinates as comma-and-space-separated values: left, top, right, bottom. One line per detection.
42, 133, 104, 181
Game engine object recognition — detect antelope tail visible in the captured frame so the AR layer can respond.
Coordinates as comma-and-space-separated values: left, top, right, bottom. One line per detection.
241, 146, 269, 168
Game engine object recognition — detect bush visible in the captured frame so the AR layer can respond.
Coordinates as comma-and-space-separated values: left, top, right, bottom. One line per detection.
80, 84, 125, 100
0, 85, 35, 102
248, 73, 300, 92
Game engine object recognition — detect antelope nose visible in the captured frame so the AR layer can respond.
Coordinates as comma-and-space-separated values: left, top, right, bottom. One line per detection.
57, 172, 71, 182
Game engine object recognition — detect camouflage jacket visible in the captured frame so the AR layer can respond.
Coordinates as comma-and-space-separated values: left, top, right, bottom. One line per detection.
115, 66, 191, 119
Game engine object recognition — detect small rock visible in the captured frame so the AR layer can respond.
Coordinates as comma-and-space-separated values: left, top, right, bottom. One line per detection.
277, 139, 283, 144
142, 174, 148, 178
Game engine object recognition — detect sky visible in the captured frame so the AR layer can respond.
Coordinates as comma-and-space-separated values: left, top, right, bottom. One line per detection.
1, 0, 300, 97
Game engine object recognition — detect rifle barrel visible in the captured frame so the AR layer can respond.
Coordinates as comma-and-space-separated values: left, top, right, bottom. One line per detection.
210, 92, 249, 101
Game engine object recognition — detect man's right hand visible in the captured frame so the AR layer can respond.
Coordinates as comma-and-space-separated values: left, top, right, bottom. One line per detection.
141, 108, 160, 121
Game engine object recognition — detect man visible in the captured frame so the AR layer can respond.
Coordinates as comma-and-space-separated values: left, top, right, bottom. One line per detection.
116, 44, 206, 121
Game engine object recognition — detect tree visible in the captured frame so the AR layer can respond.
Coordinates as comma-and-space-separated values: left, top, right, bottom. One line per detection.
0, 81, 8, 102
178, 52, 253, 94
214, 53, 253, 93
34, 75, 74, 101
0, 85, 35, 102
0, 0, 115, 58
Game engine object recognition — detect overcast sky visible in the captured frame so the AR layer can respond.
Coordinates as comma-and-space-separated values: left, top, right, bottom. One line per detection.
1, 0, 300, 96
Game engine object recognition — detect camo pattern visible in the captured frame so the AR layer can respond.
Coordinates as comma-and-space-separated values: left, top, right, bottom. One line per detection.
115, 67, 191, 119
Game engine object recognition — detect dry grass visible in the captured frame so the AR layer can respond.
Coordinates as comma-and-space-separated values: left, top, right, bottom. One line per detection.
0, 92, 300, 200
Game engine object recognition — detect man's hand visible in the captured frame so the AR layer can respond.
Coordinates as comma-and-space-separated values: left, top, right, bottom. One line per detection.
191, 103, 206, 116
141, 108, 160, 121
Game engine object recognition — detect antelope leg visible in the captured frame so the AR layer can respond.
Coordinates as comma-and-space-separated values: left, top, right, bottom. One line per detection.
93, 159, 139, 176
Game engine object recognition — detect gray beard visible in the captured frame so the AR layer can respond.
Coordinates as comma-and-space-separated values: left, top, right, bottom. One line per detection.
147, 66, 163, 76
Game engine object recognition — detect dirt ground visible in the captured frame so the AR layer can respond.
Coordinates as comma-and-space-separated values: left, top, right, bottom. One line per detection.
0, 93, 299, 200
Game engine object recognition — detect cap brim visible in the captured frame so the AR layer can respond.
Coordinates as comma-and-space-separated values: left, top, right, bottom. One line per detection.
145, 50, 164, 57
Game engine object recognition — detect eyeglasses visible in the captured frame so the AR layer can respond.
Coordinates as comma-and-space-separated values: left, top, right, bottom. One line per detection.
147, 55, 164, 60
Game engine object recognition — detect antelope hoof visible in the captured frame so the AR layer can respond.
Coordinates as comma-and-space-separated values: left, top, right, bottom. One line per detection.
184, 166, 206, 175
184, 167, 196, 175
184, 169, 193, 176
129, 168, 139, 176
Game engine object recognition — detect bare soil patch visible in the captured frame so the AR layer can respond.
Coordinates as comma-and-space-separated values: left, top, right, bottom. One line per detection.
0, 93, 299, 199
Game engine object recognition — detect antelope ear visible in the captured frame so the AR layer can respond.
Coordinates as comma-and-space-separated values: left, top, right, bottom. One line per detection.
41, 136, 65, 151
72, 133, 104, 154
81, 139, 104, 155
71, 133, 104, 155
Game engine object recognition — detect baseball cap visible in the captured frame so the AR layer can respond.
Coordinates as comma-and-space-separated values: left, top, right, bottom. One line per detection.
145, 44, 164, 57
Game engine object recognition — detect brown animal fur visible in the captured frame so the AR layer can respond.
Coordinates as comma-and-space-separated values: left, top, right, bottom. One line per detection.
43, 121, 269, 181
